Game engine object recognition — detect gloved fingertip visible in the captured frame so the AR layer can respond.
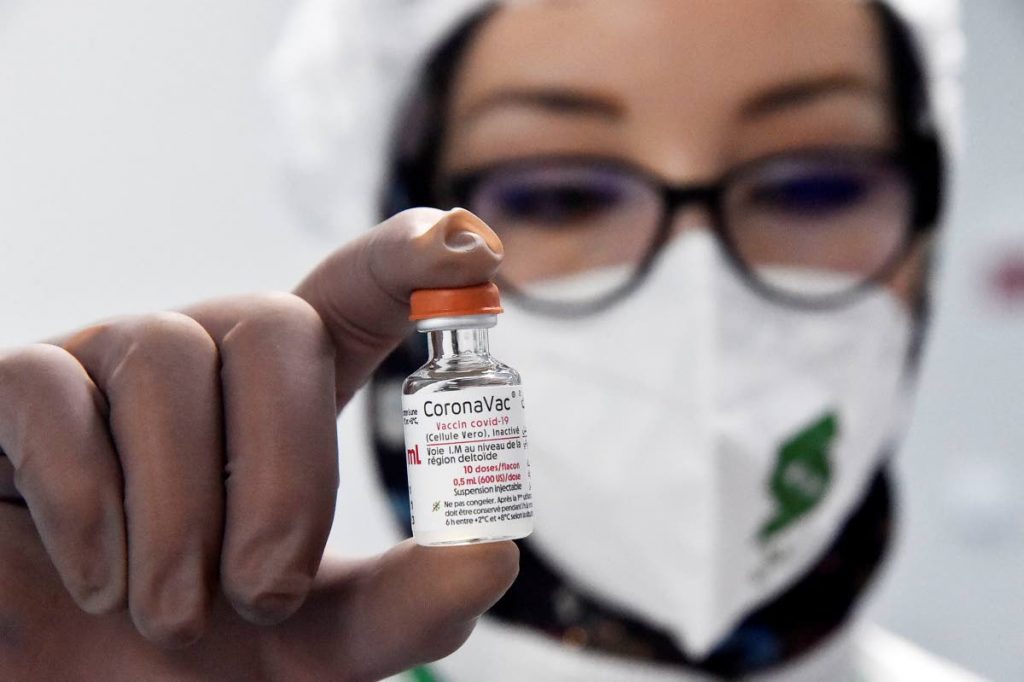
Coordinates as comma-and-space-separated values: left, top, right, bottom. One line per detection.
439, 208, 504, 257
131, 602, 208, 650
369, 208, 504, 300
446, 540, 520, 617
229, 590, 305, 627
53, 505, 128, 615
129, 563, 214, 648
411, 540, 520, 623
223, 570, 312, 627
72, 574, 127, 616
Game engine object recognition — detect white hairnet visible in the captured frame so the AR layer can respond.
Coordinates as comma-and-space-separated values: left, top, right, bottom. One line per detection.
267, 0, 964, 237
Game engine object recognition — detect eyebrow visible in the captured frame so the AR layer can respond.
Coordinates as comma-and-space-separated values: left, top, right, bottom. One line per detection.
740, 74, 886, 119
458, 75, 883, 128
459, 87, 625, 125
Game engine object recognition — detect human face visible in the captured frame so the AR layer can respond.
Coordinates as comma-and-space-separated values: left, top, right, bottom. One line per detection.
439, 0, 927, 309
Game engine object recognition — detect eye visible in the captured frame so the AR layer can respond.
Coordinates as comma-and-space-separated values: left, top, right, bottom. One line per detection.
745, 171, 872, 217
492, 180, 628, 226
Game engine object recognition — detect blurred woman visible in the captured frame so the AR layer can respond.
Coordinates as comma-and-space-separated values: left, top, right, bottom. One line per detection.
273, 0, 972, 679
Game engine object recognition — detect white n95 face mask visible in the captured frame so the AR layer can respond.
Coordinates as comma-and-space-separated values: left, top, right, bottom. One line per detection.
489, 231, 914, 659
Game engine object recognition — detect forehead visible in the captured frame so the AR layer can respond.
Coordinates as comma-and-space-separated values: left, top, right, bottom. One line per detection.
450, 0, 888, 119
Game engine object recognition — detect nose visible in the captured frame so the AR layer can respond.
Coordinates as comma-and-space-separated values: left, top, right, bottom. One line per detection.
669, 205, 714, 238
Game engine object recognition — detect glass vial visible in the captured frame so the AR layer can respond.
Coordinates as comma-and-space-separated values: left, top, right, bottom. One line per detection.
402, 283, 533, 546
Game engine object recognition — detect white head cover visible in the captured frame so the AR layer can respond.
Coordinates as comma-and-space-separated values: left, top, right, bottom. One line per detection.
266, 0, 964, 235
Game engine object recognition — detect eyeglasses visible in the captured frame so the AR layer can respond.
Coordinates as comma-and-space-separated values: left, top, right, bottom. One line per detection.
443, 147, 925, 314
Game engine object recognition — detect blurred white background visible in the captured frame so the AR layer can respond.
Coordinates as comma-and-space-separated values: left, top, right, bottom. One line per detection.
0, 1, 1021, 680
0, 0, 323, 341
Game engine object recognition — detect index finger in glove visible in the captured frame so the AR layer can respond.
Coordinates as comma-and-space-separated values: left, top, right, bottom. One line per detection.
294, 207, 503, 408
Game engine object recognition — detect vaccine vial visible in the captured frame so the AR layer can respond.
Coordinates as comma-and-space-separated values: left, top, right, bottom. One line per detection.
402, 282, 533, 546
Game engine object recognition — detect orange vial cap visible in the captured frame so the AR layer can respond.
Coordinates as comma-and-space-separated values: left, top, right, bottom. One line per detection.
409, 282, 504, 321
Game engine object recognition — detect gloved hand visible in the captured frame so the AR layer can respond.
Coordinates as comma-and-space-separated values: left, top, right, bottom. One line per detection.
0, 208, 517, 681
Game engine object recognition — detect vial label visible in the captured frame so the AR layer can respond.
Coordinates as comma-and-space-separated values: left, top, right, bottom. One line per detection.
402, 385, 533, 541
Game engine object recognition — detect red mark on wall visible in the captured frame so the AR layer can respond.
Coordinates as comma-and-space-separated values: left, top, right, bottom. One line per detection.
989, 247, 1024, 308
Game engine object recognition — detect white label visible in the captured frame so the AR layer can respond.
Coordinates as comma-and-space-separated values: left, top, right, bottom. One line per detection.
402, 385, 532, 537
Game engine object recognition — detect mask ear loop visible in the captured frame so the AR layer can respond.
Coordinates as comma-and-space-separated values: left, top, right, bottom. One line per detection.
869, 0, 948, 371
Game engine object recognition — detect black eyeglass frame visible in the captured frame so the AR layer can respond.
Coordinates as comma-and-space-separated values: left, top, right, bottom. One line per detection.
443, 144, 939, 316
